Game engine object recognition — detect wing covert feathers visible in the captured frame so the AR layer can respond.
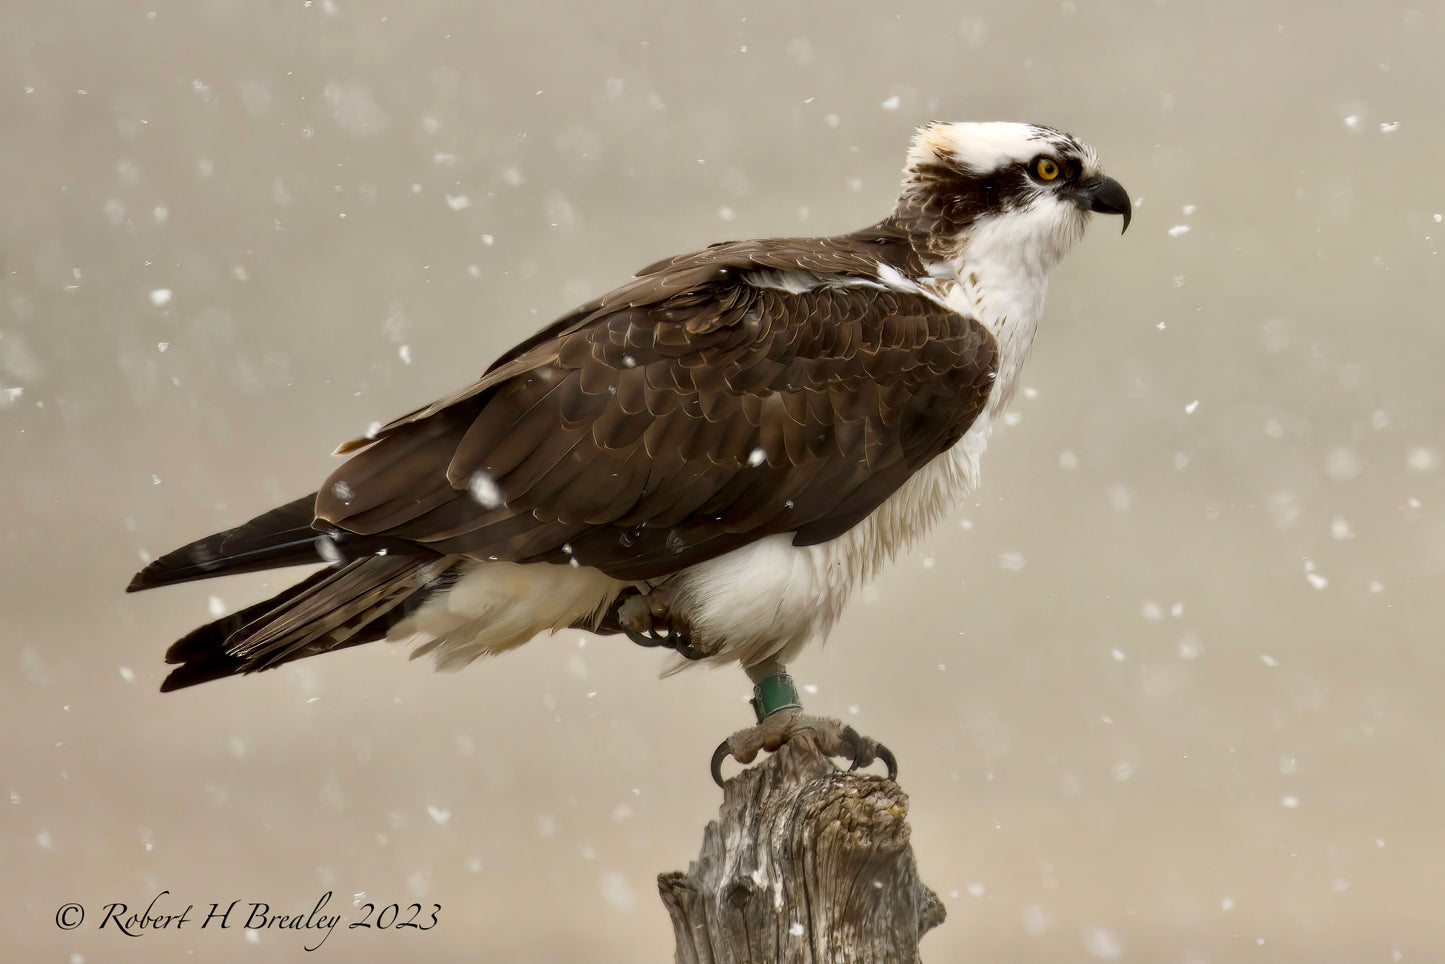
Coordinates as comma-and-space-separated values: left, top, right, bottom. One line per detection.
316, 222, 998, 581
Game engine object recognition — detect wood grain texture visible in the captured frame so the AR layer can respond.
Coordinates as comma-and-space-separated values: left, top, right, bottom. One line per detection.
660, 736, 945, 963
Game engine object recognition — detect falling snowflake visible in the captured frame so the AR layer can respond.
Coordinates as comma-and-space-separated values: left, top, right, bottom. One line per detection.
468, 471, 504, 508
999, 551, 1026, 571
599, 871, 637, 912
1406, 447, 1438, 472
316, 535, 343, 566
1083, 925, 1123, 959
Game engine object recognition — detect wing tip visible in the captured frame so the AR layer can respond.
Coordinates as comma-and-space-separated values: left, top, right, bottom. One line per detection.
157, 672, 190, 693
126, 564, 166, 593
159, 661, 246, 693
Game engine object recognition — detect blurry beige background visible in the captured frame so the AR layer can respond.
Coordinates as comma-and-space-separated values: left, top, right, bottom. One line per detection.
4, 1, 1444, 960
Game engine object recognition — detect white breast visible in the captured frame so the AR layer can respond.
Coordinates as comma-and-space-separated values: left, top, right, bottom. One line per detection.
674, 253, 1049, 670
672, 410, 993, 670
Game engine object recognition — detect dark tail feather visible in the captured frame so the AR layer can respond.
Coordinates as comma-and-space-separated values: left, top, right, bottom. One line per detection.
128, 494, 323, 592
159, 556, 461, 692
160, 568, 336, 691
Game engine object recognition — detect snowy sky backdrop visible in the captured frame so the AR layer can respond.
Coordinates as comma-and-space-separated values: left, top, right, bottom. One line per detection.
4, 2, 1444, 961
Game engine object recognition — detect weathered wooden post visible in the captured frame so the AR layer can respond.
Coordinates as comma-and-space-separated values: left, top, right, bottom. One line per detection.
658, 733, 945, 963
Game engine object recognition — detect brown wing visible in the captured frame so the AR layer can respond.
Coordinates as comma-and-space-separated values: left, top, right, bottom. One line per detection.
316, 235, 997, 582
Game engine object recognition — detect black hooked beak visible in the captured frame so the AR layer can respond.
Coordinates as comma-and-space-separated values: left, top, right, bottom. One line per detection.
1075, 174, 1132, 234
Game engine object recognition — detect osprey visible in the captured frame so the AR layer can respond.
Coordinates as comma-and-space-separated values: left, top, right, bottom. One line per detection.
129, 121, 1130, 784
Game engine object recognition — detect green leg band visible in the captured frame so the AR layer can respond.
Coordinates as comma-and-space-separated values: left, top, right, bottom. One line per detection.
751, 672, 802, 723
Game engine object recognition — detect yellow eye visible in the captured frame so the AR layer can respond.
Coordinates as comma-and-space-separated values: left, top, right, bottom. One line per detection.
1035, 158, 1060, 181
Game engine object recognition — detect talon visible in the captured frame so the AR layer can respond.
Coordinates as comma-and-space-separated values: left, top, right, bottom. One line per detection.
626, 629, 666, 648
877, 742, 898, 781
709, 704, 896, 788
843, 725, 869, 772
710, 739, 732, 788
672, 636, 705, 661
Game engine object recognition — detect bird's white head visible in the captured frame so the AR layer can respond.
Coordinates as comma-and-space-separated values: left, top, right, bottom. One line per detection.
896, 121, 1130, 272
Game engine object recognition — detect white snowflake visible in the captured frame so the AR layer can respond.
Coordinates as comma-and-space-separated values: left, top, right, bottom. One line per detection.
468, 471, 504, 509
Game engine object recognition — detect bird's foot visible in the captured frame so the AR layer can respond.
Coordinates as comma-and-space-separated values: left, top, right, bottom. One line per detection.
710, 707, 898, 787
617, 585, 706, 660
